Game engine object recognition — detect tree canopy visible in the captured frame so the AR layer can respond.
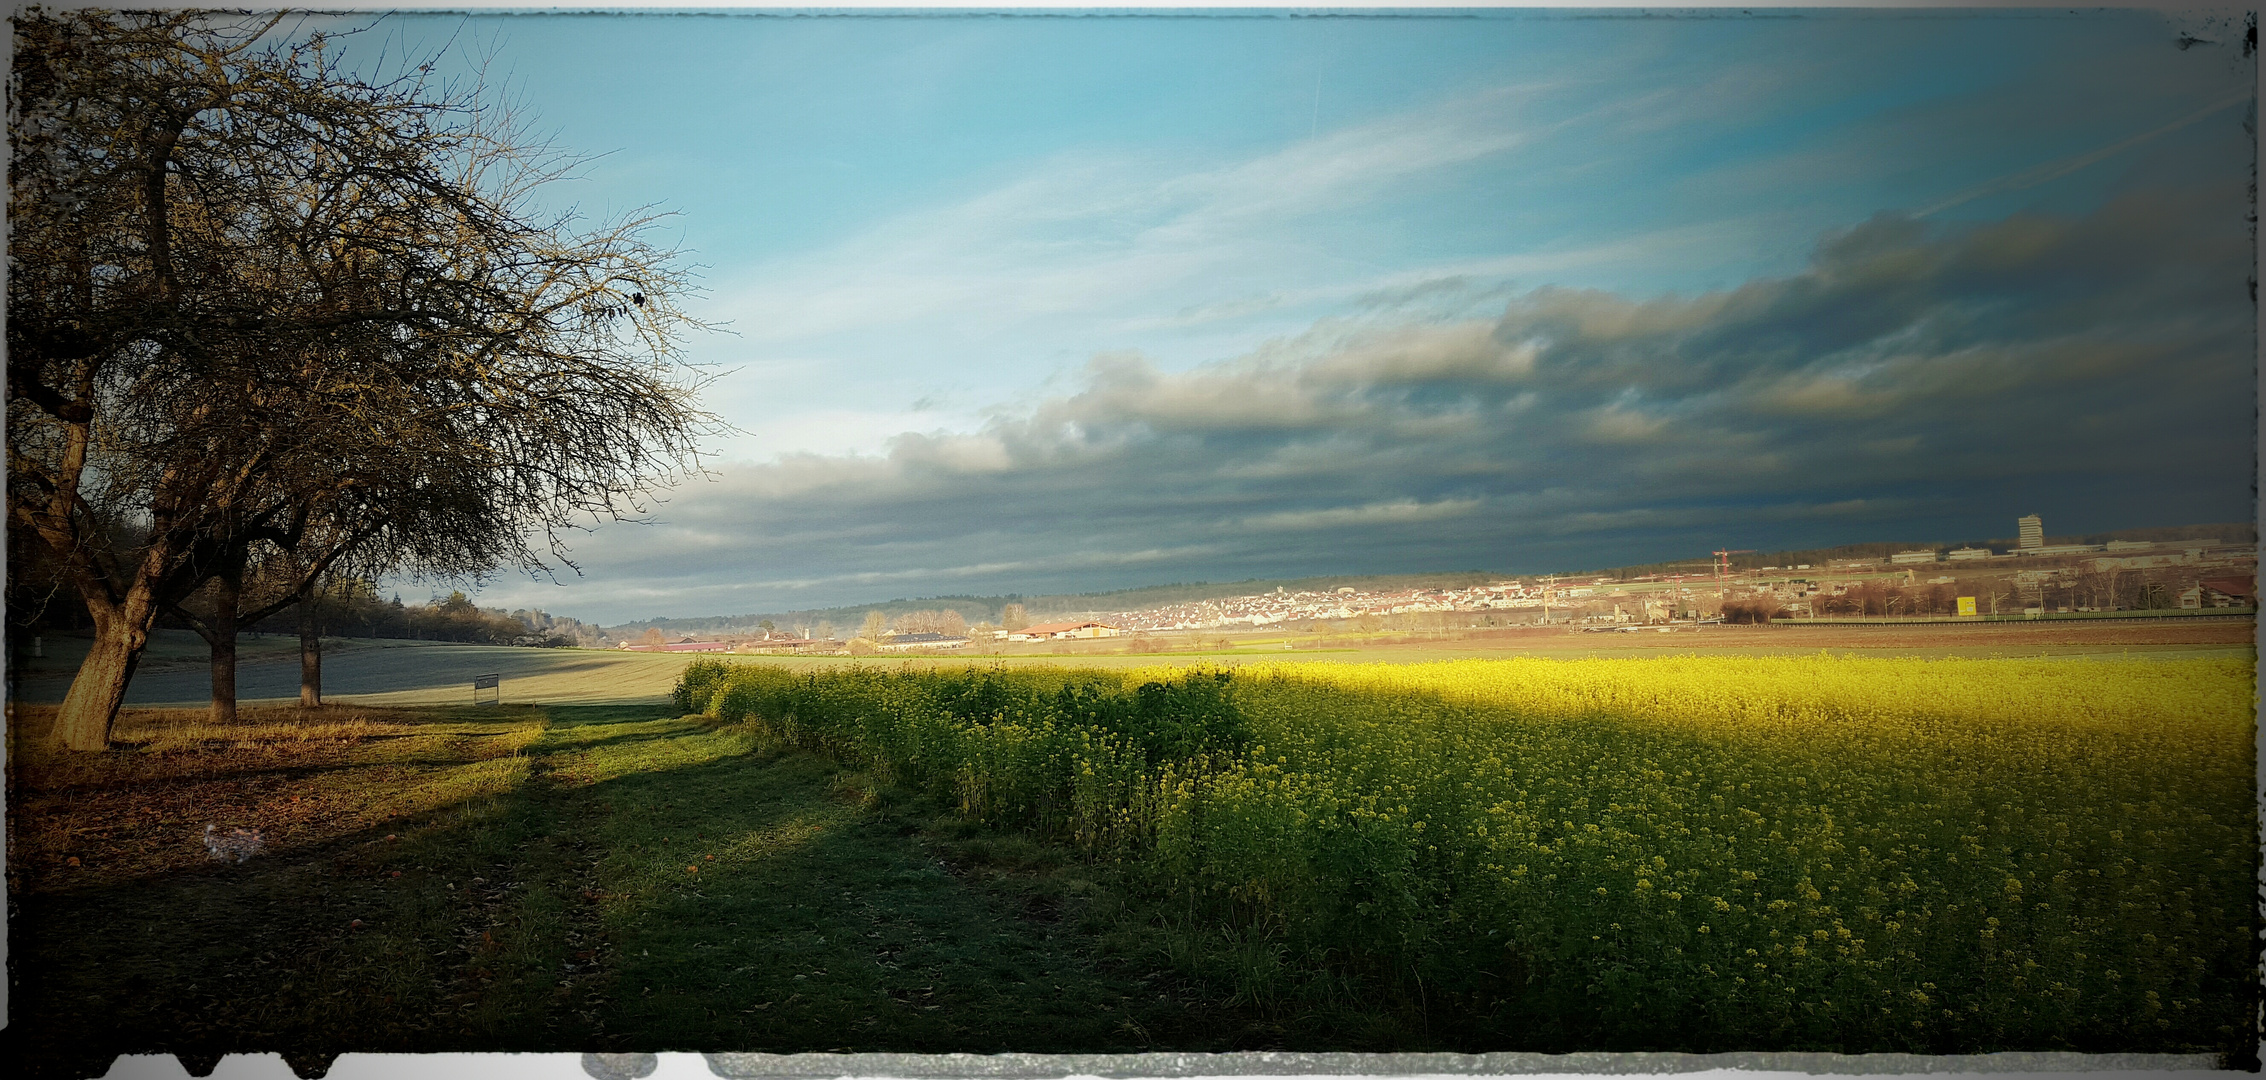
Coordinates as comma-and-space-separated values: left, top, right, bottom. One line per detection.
9, 9, 722, 748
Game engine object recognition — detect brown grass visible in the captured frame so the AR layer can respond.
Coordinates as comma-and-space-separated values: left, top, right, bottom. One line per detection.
7, 701, 545, 896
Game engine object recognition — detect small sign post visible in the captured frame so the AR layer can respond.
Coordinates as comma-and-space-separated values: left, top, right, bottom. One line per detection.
1956, 596, 1978, 617
473, 672, 501, 705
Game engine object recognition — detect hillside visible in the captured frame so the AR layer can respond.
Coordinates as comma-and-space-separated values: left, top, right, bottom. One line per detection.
602, 571, 1506, 638
602, 522, 2258, 638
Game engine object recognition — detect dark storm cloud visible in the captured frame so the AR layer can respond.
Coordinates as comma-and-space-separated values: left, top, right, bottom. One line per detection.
548, 187, 2255, 618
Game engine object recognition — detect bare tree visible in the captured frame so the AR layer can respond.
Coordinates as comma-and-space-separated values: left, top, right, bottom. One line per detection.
294, 565, 335, 706
166, 471, 508, 719
10, 11, 720, 749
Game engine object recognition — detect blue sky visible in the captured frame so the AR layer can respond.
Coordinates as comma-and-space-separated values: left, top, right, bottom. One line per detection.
324, 7, 2257, 623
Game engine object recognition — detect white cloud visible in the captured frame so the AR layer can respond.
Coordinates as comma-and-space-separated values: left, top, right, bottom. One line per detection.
1241, 498, 1485, 533
704, 85, 1549, 347
476, 189, 2250, 623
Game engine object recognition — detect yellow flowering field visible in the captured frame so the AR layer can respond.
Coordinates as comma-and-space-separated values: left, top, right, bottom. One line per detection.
675, 655, 2256, 1054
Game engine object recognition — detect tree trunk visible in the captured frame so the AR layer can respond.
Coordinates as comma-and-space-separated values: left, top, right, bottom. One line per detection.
53, 610, 150, 751
299, 592, 323, 707
207, 573, 240, 724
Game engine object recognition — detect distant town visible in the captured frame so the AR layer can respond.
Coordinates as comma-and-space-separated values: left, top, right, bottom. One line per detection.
600, 516, 2256, 656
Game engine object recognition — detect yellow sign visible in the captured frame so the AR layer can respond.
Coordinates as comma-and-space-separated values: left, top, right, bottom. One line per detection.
1957, 596, 1978, 617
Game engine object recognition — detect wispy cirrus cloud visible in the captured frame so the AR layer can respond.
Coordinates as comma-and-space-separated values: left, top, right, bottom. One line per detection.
710, 83, 1548, 345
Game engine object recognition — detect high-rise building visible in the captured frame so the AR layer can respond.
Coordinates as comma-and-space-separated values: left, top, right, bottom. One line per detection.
2018, 514, 2043, 550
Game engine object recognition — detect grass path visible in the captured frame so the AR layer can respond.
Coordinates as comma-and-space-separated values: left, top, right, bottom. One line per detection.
555, 707, 1233, 1052
6, 702, 1256, 1080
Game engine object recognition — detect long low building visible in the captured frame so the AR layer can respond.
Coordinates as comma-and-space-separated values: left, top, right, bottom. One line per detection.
2092, 554, 2192, 570
878, 632, 971, 651
1004, 620, 1122, 642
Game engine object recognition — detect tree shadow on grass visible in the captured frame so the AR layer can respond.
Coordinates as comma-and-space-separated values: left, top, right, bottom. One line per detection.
3, 704, 1266, 1080
559, 747, 1263, 1055
3, 710, 643, 1079
6, 783, 567, 1078
533, 724, 714, 755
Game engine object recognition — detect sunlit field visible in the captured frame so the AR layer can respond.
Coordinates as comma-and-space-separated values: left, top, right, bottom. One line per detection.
677, 654, 2259, 1056
10, 648, 2254, 1072
15, 615, 2249, 712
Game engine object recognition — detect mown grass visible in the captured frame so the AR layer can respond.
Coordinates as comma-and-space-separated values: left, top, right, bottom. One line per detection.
18, 648, 2251, 1078
4, 700, 1266, 1080
570, 720, 1242, 1053
7, 702, 597, 1078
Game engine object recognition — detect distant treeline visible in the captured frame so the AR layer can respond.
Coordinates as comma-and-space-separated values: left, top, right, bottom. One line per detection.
605, 521, 2257, 636
229, 584, 596, 647
9, 519, 601, 649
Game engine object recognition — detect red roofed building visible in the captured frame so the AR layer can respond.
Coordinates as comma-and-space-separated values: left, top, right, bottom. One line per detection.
2196, 575, 2255, 608
617, 640, 734, 653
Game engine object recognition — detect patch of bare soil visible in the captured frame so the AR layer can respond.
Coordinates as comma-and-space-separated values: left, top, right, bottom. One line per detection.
5, 703, 536, 895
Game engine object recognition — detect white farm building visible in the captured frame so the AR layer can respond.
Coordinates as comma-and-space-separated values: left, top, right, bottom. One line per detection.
1005, 620, 1122, 642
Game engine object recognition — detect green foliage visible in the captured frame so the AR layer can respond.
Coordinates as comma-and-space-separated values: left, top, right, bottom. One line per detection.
672, 656, 2258, 1056
675, 662, 1252, 840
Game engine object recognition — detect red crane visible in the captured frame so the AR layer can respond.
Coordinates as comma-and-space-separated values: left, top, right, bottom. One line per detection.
1713, 549, 1755, 597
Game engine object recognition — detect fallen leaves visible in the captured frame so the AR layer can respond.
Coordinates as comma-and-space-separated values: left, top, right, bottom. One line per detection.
8, 704, 537, 895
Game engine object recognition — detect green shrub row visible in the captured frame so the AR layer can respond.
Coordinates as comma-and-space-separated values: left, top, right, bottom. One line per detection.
676, 660, 1249, 839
